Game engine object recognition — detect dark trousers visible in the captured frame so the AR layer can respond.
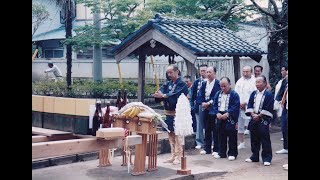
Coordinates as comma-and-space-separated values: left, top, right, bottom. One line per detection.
248, 119, 272, 163
191, 109, 197, 133
217, 119, 238, 158
204, 110, 219, 153
281, 102, 288, 150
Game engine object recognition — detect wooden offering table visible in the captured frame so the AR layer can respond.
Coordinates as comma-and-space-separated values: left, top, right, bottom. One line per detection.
112, 114, 159, 175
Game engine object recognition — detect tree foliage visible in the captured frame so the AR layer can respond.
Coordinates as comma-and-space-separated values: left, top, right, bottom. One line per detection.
32, 2, 50, 37
68, 0, 256, 51
250, 0, 288, 89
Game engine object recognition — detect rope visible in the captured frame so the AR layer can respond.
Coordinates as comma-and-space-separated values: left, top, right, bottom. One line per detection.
117, 62, 124, 90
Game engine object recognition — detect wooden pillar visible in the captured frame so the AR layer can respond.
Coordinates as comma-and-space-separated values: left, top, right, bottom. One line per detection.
147, 134, 158, 172
138, 54, 146, 103
233, 56, 241, 82
132, 133, 147, 175
185, 59, 196, 82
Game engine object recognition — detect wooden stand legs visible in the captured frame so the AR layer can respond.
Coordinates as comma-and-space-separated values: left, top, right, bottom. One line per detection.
131, 133, 147, 175
147, 134, 158, 171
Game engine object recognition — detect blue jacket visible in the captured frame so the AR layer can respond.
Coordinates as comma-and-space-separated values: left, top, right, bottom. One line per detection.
246, 89, 274, 118
159, 77, 188, 111
197, 79, 221, 110
210, 89, 240, 121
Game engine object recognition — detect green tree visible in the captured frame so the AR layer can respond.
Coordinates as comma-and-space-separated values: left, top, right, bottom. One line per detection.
146, 0, 256, 30
68, 0, 152, 51
32, 2, 50, 37
69, 0, 256, 51
51, 0, 76, 89
250, 0, 288, 89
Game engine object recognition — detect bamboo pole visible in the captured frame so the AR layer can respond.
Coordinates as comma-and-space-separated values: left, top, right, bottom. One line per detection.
32, 49, 38, 62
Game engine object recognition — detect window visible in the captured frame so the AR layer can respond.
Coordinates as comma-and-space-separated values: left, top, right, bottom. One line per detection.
44, 49, 64, 58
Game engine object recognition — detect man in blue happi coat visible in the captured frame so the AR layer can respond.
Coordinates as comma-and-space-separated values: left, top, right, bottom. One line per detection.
154, 64, 188, 165
198, 67, 221, 155
210, 77, 240, 160
245, 75, 274, 166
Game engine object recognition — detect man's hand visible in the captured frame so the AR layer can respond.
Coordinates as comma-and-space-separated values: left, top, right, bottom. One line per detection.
154, 91, 164, 98
251, 113, 260, 121
216, 113, 223, 120
221, 113, 228, 120
240, 103, 246, 110
202, 102, 210, 109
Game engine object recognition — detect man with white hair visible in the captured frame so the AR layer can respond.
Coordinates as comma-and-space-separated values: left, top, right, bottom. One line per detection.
235, 66, 256, 149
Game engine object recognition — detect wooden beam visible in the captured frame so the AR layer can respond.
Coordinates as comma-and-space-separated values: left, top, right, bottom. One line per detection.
185, 59, 196, 82
138, 53, 146, 103
132, 134, 148, 175
115, 30, 153, 62
32, 134, 77, 143
32, 127, 72, 137
152, 30, 197, 64
32, 136, 49, 143
233, 56, 241, 82
32, 135, 142, 159
114, 29, 197, 64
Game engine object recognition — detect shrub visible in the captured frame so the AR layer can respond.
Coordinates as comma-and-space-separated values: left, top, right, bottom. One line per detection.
32, 79, 157, 99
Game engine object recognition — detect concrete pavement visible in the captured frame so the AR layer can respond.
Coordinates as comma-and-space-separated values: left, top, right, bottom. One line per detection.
32, 131, 288, 180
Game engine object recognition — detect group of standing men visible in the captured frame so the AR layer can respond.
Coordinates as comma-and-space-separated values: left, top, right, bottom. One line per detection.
155, 63, 288, 169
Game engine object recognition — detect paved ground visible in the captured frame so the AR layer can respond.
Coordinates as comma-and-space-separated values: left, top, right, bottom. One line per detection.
32, 131, 288, 180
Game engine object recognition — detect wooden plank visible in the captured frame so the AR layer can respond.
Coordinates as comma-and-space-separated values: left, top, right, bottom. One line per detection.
115, 30, 153, 62
54, 97, 76, 115
32, 95, 44, 112
32, 127, 72, 137
152, 30, 197, 64
32, 135, 142, 159
32, 134, 94, 143
43, 96, 55, 113
75, 99, 96, 116
32, 136, 49, 143
132, 133, 147, 175
115, 29, 197, 64
138, 53, 146, 103
126, 135, 142, 145
233, 56, 241, 82
185, 59, 196, 82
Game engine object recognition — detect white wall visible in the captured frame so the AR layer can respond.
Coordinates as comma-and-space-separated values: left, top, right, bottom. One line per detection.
32, 56, 269, 88
195, 56, 269, 87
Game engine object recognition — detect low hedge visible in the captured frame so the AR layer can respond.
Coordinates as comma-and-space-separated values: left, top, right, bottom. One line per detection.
32, 79, 157, 98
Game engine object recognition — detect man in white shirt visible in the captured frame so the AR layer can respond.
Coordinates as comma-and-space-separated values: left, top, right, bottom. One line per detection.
44, 63, 63, 82
234, 66, 256, 149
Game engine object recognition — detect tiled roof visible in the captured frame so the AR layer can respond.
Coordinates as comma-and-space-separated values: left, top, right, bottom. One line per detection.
115, 14, 265, 57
